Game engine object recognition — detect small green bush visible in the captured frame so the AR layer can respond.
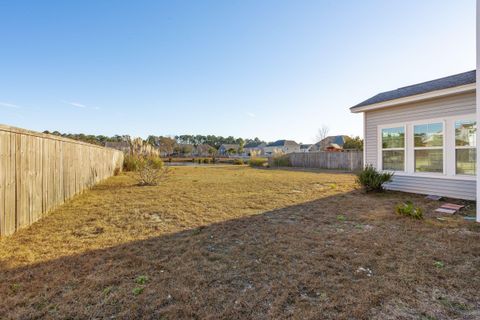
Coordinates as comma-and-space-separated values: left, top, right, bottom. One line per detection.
396, 201, 423, 219
249, 158, 268, 167
271, 156, 291, 167
123, 155, 142, 172
356, 164, 393, 192
233, 159, 244, 165
144, 155, 164, 169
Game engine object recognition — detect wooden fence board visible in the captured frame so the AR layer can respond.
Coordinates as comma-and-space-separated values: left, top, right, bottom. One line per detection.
0, 124, 124, 236
281, 151, 363, 171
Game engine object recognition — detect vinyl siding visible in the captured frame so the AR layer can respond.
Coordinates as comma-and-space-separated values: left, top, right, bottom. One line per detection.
364, 91, 476, 200
385, 176, 476, 200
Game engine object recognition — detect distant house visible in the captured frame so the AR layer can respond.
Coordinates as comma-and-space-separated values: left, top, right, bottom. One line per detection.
299, 144, 312, 153
264, 140, 300, 156
218, 144, 240, 156
310, 135, 349, 152
194, 144, 214, 157
105, 141, 131, 154
243, 142, 266, 156
174, 144, 195, 156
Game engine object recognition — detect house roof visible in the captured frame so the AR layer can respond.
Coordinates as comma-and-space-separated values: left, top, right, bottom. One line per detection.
351, 70, 476, 110
244, 142, 265, 148
267, 140, 299, 147
315, 136, 348, 147
219, 144, 240, 150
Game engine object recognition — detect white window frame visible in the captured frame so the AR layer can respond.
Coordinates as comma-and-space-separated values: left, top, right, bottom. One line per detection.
412, 120, 445, 175
376, 114, 476, 181
377, 124, 406, 172
453, 116, 476, 177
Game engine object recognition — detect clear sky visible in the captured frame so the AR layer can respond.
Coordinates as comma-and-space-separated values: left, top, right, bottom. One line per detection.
0, 0, 475, 143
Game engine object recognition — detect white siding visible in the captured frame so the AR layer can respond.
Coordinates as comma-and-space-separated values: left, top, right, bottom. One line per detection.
365, 92, 476, 200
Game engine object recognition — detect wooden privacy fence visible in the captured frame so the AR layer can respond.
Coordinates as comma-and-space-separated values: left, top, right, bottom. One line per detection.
0, 124, 124, 236
284, 151, 363, 171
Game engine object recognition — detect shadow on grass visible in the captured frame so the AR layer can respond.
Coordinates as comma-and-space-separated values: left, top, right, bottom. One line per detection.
1, 191, 479, 319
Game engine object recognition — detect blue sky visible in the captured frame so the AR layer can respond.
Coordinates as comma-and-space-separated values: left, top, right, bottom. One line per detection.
0, 0, 475, 143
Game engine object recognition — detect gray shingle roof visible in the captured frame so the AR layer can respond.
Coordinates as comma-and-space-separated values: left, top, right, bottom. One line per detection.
351, 70, 476, 110
267, 140, 299, 147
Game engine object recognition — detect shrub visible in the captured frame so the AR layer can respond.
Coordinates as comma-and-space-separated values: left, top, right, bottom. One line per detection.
249, 158, 267, 167
233, 159, 244, 165
123, 155, 142, 172
137, 164, 170, 186
356, 164, 393, 192
145, 155, 164, 169
396, 201, 423, 219
271, 155, 291, 167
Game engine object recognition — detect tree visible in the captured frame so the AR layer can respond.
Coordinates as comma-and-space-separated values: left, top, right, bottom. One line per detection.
316, 125, 329, 142
343, 136, 363, 150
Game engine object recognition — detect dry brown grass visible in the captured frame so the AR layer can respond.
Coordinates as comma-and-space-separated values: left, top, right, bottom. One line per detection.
0, 166, 479, 319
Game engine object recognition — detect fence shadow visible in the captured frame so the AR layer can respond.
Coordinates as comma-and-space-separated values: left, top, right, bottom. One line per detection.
0, 190, 478, 319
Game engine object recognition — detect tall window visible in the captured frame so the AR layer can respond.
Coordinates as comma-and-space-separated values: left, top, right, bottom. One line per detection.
414, 122, 443, 173
455, 120, 476, 175
381, 127, 404, 171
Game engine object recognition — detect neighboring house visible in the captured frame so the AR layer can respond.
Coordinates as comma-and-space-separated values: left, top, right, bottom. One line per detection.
105, 141, 131, 154
310, 135, 349, 152
194, 144, 214, 157
218, 144, 240, 156
299, 144, 312, 153
351, 70, 476, 201
243, 142, 266, 156
264, 140, 300, 156
325, 143, 343, 152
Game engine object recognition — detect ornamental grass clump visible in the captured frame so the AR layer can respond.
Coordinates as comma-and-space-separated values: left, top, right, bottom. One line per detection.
356, 164, 393, 192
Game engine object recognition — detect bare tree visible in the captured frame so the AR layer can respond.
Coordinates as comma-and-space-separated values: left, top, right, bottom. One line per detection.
316, 125, 329, 142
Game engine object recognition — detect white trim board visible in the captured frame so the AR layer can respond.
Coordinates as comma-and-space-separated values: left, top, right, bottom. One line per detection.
351, 83, 476, 113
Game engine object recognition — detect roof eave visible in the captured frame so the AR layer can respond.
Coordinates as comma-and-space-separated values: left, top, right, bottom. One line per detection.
350, 82, 476, 113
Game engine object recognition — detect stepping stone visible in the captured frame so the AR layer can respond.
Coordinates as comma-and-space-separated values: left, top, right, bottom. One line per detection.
441, 203, 464, 210
435, 208, 457, 214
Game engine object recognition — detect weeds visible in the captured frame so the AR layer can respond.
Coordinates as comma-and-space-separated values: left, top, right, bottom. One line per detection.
396, 201, 423, 219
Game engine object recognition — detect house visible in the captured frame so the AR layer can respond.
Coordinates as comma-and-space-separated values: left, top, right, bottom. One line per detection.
105, 141, 131, 153
351, 70, 476, 202
243, 142, 266, 156
263, 140, 300, 156
194, 144, 214, 157
309, 135, 349, 152
299, 144, 312, 153
218, 144, 240, 156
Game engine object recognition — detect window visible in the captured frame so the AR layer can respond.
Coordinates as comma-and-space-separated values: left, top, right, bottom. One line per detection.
381, 127, 404, 171
414, 122, 443, 173
455, 120, 476, 175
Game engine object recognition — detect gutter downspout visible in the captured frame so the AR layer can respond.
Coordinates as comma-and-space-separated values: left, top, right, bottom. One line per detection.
477, 0, 480, 222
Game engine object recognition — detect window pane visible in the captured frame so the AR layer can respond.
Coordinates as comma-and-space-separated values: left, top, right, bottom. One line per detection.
456, 148, 476, 175
382, 150, 404, 171
382, 127, 404, 148
455, 120, 476, 147
415, 149, 443, 173
414, 123, 443, 147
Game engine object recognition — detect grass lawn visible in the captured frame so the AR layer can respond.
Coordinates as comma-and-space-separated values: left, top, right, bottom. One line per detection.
1, 166, 479, 319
